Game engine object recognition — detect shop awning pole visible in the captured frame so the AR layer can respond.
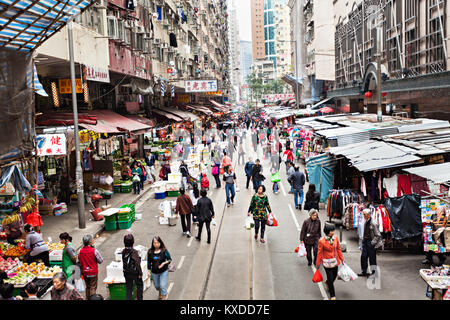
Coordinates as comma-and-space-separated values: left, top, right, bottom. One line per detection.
68, 19, 86, 229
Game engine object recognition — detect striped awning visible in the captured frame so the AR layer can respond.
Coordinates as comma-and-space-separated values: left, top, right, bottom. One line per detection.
29, 65, 48, 96
0, 0, 94, 52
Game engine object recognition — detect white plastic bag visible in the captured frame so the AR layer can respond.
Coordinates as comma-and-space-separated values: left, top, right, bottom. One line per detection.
75, 278, 85, 293
338, 262, 358, 282
298, 243, 307, 257
211, 218, 217, 226
132, 175, 140, 182
245, 216, 254, 230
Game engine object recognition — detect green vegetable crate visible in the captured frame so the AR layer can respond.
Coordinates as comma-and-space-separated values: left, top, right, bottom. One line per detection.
120, 204, 135, 222
108, 283, 136, 300
167, 190, 180, 197
104, 220, 117, 231
118, 219, 132, 230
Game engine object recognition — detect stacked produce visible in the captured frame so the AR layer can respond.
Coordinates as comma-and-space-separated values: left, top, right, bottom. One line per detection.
16, 262, 62, 278
45, 242, 65, 251
4, 272, 34, 286
0, 257, 19, 271
4, 246, 28, 257
0, 242, 14, 252
19, 195, 36, 213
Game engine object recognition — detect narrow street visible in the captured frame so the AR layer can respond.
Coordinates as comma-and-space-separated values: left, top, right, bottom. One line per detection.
91, 132, 427, 300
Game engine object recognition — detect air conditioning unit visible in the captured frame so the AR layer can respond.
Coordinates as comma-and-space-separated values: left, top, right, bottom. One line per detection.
144, 33, 152, 40
161, 43, 168, 49
94, 0, 106, 9
152, 38, 161, 44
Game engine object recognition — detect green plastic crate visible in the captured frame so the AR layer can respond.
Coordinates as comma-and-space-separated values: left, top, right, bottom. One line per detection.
121, 187, 132, 193
108, 283, 136, 300
113, 185, 121, 193
50, 261, 63, 267
105, 220, 117, 231
167, 190, 180, 197
117, 214, 130, 222
104, 214, 117, 223
118, 219, 132, 230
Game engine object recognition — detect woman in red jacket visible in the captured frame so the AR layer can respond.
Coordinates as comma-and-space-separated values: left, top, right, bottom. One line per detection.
316, 224, 345, 300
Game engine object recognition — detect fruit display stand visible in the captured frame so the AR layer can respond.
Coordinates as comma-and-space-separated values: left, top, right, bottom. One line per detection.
151, 181, 167, 199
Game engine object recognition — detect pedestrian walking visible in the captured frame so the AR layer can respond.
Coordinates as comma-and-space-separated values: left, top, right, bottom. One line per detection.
59, 232, 77, 282
288, 166, 305, 210
358, 209, 383, 277
194, 189, 215, 244
271, 149, 282, 172
247, 185, 272, 243
175, 187, 193, 238
191, 185, 201, 224
159, 160, 171, 181
144, 151, 156, 183
270, 167, 281, 194
252, 131, 258, 152
221, 151, 232, 170
78, 234, 103, 300
283, 148, 294, 174
120, 160, 130, 181
304, 184, 320, 211
238, 143, 245, 165
223, 166, 237, 207
250, 159, 264, 191
51, 272, 84, 300
300, 209, 321, 266
138, 161, 146, 190
179, 160, 190, 189
211, 159, 221, 188
122, 234, 143, 300
287, 161, 295, 194
244, 157, 255, 189
24, 224, 50, 266
147, 237, 172, 300
316, 224, 345, 300
131, 163, 142, 194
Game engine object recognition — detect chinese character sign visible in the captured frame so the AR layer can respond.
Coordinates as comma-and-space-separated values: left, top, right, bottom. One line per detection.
84, 65, 110, 83
59, 79, 83, 94
261, 93, 295, 102
185, 80, 218, 93
36, 134, 67, 156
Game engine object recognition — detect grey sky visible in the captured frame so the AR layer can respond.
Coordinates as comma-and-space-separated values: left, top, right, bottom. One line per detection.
235, 0, 251, 41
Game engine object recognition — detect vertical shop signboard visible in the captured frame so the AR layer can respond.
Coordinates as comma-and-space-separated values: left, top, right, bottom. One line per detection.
36, 134, 67, 156
59, 79, 83, 94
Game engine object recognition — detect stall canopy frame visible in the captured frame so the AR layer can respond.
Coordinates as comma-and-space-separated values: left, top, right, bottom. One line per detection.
306, 154, 337, 203
0, 0, 95, 52
403, 163, 450, 185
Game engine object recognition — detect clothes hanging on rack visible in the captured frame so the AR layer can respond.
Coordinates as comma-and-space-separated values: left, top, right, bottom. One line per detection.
383, 174, 398, 198
327, 189, 361, 219
360, 176, 367, 197
397, 174, 412, 196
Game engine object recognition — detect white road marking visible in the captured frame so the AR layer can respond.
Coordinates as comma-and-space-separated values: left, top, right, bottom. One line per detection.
288, 204, 301, 231
187, 237, 194, 247
167, 282, 174, 298
177, 256, 185, 269
311, 265, 329, 300
279, 180, 287, 196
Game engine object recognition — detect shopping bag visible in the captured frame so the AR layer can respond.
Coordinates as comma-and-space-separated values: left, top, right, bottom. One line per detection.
245, 216, 255, 230
312, 269, 323, 283
132, 175, 140, 182
270, 172, 281, 182
266, 212, 279, 227
298, 243, 307, 257
75, 278, 85, 293
220, 168, 225, 175
337, 262, 358, 282
235, 186, 240, 192
294, 246, 300, 253
211, 218, 217, 226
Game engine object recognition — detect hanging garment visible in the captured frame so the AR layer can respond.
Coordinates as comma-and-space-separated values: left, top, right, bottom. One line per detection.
378, 172, 382, 200
371, 172, 377, 201
410, 174, 430, 196
397, 174, 412, 196
383, 174, 398, 198
169, 33, 178, 47
360, 176, 367, 197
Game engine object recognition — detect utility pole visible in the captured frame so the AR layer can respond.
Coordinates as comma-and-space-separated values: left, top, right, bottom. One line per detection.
68, 17, 85, 229
376, 26, 382, 123
294, 40, 299, 110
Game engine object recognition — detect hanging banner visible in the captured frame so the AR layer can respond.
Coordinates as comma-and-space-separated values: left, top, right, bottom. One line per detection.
185, 80, 218, 93
206, 90, 223, 95
36, 134, 67, 156
59, 79, 83, 94
177, 94, 190, 103
261, 93, 295, 102
83, 65, 110, 83
79, 130, 102, 143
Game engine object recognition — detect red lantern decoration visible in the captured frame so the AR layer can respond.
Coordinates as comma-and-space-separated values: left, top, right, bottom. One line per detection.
364, 91, 373, 98
382, 92, 387, 97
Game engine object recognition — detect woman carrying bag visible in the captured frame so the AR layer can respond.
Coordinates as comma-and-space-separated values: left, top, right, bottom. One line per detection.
247, 185, 272, 243
316, 224, 345, 300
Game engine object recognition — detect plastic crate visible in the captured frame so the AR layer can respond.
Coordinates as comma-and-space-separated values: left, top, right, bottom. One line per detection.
155, 192, 166, 199
118, 219, 132, 230
50, 260, 63, 267
104, 214, 117, 223
117, 214, 130, 222
121, 187, 132, 193
101, 193, 113, 199
167, 190, 180, 197
105, 220, 117, 231
113, 185, 121, 193
108, 283, 136, 300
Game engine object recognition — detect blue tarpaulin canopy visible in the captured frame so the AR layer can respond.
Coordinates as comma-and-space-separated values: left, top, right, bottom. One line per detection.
0, 0, 94, 52
0, 164, 32, 192
306, 154, 337, 203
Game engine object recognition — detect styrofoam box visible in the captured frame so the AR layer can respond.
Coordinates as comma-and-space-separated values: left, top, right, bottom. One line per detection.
114, 246, 148, 262
168, 173, 182, 183
106, 261, 124, 279
49, 250, 63, 261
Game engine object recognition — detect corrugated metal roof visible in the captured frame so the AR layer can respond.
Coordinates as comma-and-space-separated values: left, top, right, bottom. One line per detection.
403, 163, 450, 184
328, 141, 422, 172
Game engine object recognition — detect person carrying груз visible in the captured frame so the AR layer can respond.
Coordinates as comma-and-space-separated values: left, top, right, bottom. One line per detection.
300, 209, 321, 266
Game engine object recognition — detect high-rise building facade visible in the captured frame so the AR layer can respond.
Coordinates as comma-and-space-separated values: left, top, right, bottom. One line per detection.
251, 0, 265, 60
228, 0, 242, 102
240, 40, 253, 83
274, 0, 291, 78
263, 0, 276, 68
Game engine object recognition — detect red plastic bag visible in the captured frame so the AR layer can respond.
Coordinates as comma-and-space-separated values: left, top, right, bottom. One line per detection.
294, 246, 299, 253
266, 212, 278, 227
312, 269, 323, 283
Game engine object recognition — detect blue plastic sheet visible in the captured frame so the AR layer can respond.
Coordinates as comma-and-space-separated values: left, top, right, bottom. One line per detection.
0, 165, 32, 192
306, 154, 337, 203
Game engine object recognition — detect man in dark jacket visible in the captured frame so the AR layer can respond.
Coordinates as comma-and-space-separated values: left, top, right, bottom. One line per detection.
179, 161, 189, 189
288, 166, 305, 210
244, 157, 255, 189
358, 209, 383, 277
250, 159, 264, 191
300, 209, 321, 266
122, 234, 143, 300
194, 189, 215, 244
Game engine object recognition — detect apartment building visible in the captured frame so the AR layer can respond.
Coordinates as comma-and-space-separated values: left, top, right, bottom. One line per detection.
328, 0, 450, 120
228, 0, 242, 103
34, 0, 230, 115
252, 59, 276, 84
274, 0, 292, 78
251, 0, 266, 60
240, 40, 253, 83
